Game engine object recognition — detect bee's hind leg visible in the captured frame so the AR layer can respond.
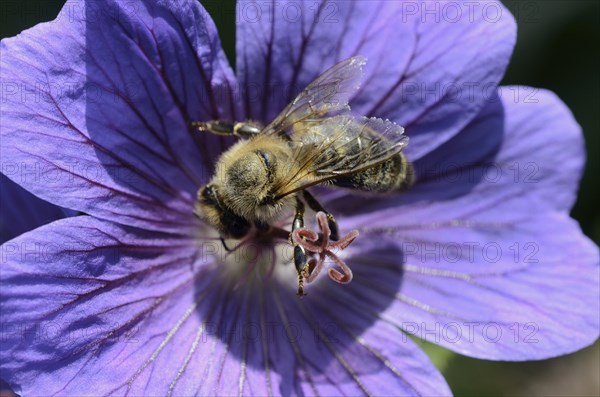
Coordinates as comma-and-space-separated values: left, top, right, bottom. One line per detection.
190, 120, 263, 138
302, 190, 339, 241
291, 196, 308, 296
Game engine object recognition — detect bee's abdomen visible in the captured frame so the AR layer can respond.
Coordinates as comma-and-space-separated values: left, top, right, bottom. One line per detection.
332, 153, 414, 193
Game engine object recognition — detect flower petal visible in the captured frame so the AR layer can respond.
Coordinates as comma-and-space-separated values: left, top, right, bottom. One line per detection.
167, 280, 451, 397
0, 0, 238, 232
236, 0, 515, 159
160, 256, 452, 397
0, 173, 69, 243
0, 215, 450, 396
0, 216, 212, 395
336, 88, 599, 359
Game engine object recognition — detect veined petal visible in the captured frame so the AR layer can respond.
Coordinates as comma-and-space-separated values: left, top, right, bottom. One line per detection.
0, 173, 69, 243
0, 216, 214, 395
0, 0, 239, 233
347, 214, 598, 360
154, 254, 451, 397
0, 215, 450, 396
236, 0, 516, 159
335, 88, 599, 359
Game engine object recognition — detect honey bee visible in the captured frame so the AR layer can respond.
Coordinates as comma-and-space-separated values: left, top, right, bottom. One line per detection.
192, 56, 413, 295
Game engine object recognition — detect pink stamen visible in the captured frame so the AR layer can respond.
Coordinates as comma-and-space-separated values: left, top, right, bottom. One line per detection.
292, 212, 359, 287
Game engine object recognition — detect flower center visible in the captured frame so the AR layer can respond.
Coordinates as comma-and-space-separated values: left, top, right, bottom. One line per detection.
223, 230, 298, 291
193, 220, 299, 292
195, 212, 359, 296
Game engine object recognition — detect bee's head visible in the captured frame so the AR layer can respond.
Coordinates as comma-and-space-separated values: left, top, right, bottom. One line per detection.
194, 184, 250, 239
200, 137, 294, 228
217, 149, 281, 215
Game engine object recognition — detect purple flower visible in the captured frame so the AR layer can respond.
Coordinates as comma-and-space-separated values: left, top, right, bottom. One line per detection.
1, 0, 598, 395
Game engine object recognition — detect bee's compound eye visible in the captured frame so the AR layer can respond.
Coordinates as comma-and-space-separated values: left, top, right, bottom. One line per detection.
255, 150, 271, 168
255, 150, 274, 181
199, 185, 217, 205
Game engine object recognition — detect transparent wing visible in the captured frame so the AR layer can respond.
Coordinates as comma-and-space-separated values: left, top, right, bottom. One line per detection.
262, 56, 367, 137
274, 115, 409, 199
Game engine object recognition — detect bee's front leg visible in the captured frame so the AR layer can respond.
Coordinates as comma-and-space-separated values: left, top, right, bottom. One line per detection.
190, 120, 263, 138
291, 196, 308, 296
302, 190, 339, 241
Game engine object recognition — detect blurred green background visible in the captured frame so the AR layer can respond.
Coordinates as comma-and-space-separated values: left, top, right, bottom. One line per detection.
1, 1, 598, 396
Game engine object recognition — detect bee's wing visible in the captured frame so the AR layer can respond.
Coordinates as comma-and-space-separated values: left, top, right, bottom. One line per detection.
274, 115, 409, 199
262, 56, 367, 137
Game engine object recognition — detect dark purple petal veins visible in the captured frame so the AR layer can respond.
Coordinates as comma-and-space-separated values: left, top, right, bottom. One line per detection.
2, 0, 593, 393
0, 216, 207, 395
236, 0, 516, 160
0, 173, 69, 243
0, 0, 239, 233
0, 216, 451, 396
331, 87, 599, 359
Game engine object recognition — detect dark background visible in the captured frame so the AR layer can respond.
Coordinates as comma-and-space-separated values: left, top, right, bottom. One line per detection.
1, 1, 598, 395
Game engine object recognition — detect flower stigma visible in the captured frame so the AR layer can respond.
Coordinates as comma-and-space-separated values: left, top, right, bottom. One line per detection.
194, 211, 359, 296
293, 212, 360, 292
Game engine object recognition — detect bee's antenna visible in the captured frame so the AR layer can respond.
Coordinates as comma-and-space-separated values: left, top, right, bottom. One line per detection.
220, 236, 232, 252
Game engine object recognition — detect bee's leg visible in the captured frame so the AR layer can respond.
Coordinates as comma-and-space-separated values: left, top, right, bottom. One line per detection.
302, 190, 339, 241
190, 120, 263, 138
291, 196, 308, 296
